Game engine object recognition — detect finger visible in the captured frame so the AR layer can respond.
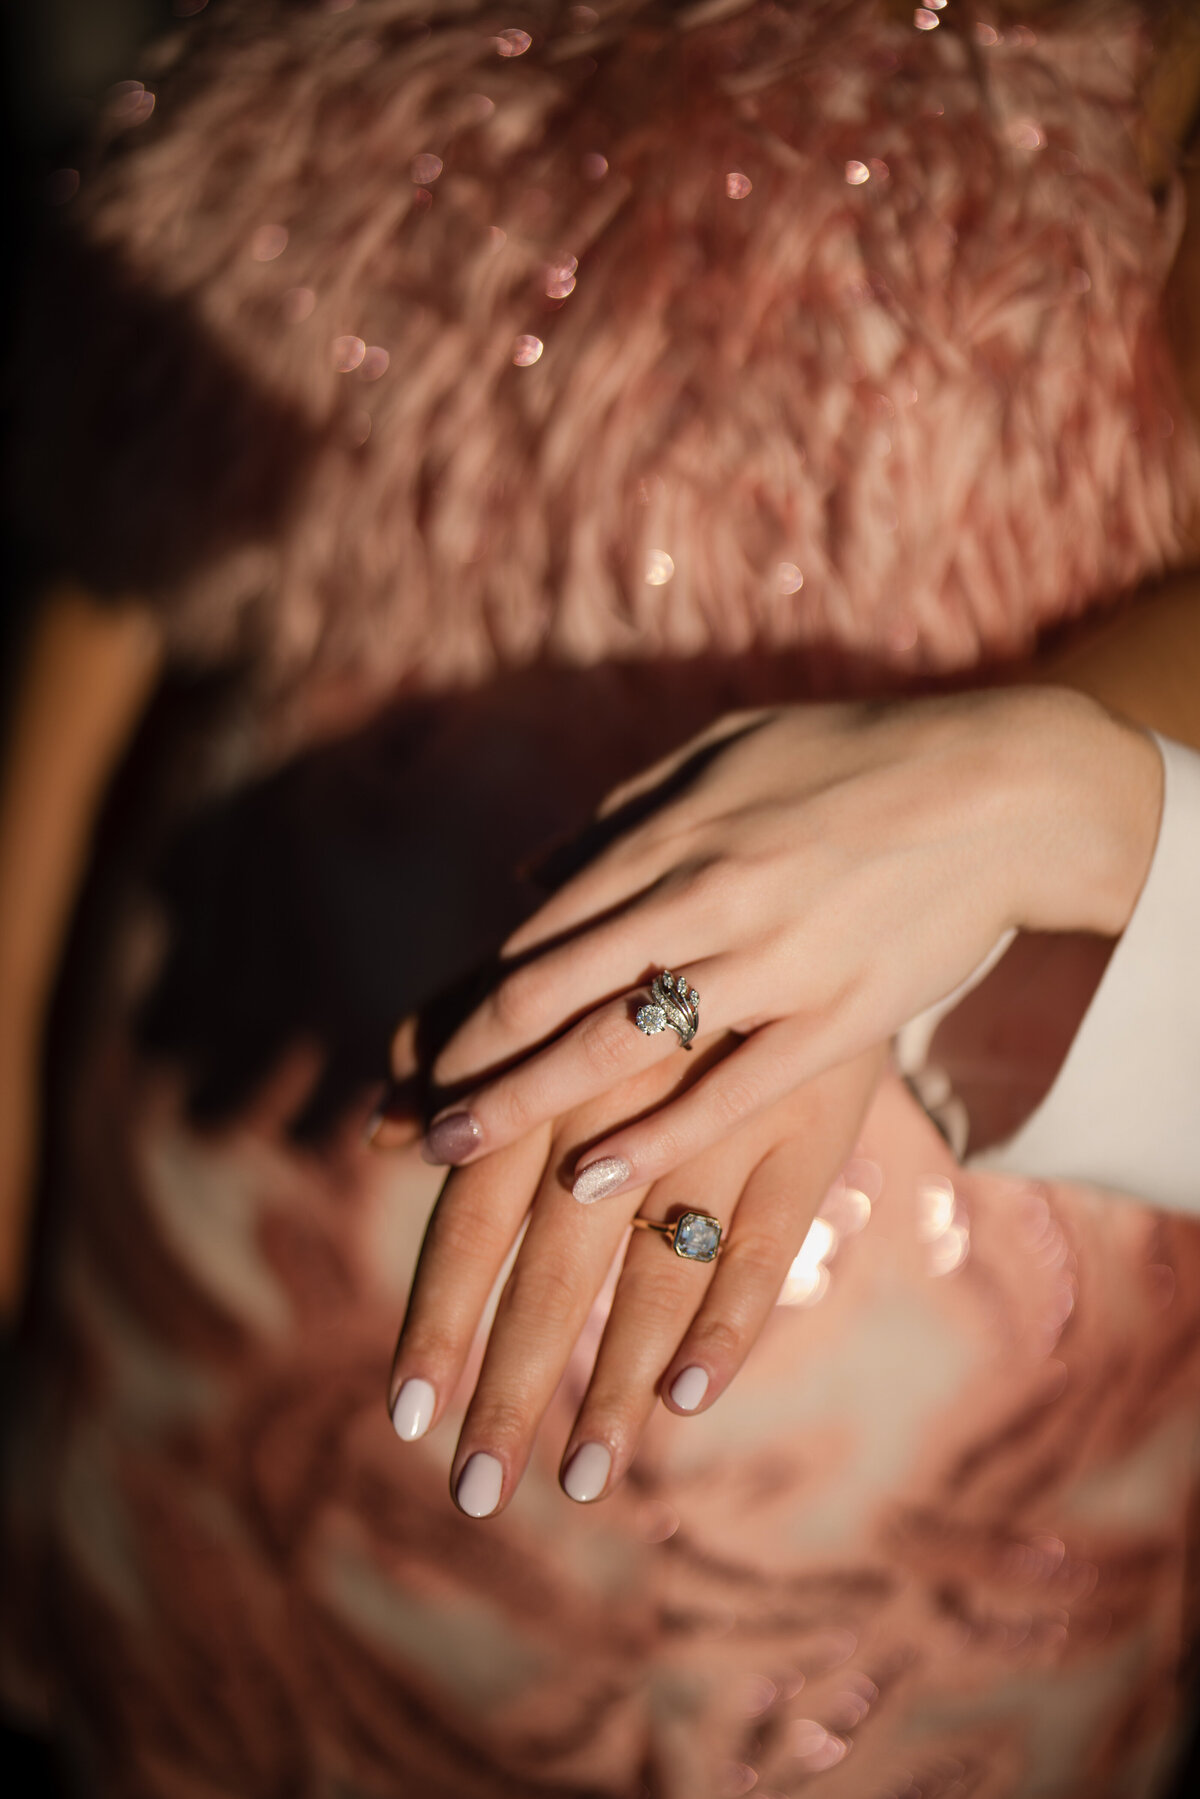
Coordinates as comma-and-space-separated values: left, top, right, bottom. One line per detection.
504, 709, 773, 952
448, 1162, 648, 1518
562, 1047, 883, 1502
556, 1142, 751, 1504
659, 1143, 830, 1415
568, 1009, 867, 1202
424, 957, 729, 1168
591, 711, 772, 822
388, 1124, 552, 1443
432, 879, 684, 1090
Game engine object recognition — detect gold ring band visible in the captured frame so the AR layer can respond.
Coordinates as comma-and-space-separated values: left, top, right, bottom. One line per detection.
630, 1210, 722, 1263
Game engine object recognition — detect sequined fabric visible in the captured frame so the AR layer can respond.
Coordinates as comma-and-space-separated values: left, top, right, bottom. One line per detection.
6, 4, 1200, 1797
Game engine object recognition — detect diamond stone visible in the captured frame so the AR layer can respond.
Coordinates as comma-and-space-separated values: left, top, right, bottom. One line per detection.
688, 988, 699, 1005
674, 1212, 721, 1262
637, 1004, 667, 1035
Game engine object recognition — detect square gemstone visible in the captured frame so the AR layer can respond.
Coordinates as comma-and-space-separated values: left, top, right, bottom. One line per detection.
674, 1212, 721, 1262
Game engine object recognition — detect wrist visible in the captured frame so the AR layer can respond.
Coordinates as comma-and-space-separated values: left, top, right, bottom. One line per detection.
993, 688, 1163, 938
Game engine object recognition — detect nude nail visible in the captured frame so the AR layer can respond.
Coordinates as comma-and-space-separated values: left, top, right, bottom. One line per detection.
572, 1155, 633, 1204
669, 1366, 710, 1412
456, 1451, 504, 1518
422, 1111, 483, 1166
562, 1441, 612, 1503
390, 1378, 435, 1442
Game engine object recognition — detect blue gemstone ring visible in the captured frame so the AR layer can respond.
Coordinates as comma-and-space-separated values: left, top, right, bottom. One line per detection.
630, 1210, 722, 1263
635, 970, 699, 1050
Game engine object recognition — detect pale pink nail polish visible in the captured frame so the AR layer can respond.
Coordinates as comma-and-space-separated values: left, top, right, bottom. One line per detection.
669, 1366, 709, 1412
562, 1441, 612, 1503
422, 1111, 483, 1165
456, 1451, 503, 1517
572, 1155, 632, 1204
390, 1378, 435, 1442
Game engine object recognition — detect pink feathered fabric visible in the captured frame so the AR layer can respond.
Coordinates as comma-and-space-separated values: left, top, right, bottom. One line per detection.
7, 7, 1200, 1799
27, 0, 1200, 723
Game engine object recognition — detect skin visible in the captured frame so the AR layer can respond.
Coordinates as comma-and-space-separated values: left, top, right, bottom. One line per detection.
388, 686, 1164, 1515
3, 10, 1200, 1514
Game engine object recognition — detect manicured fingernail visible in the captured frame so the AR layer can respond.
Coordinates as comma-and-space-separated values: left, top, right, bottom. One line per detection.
390, 1377, 435, 1442
669, 1366, 709, 1412
572, 1155, 633, 1204
562, 1441, 612, 1503
422, 1111, 483, 1166
456, 1451, 504, 1518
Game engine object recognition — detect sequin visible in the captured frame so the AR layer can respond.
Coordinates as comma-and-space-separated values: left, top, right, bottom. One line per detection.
976, 22, 1001, 45
790, 1721, 848, 1772
644, 551, 674, 585
929, 1221, 970, 1276
411, 153, 443, 185
739, 1673, 778, 1717
637, 1500, 679, 1543
282, 286, 316, 323
1009, 120, 1044, 150
914, 9, 940, 29
344, 409, 372, 447
512, 334, 544, 366
494, 28, 532, 57
776, 562, 804, 594
544, 256, 578, 299
108, 81, 156, 127
250, 224, 288, 262
411, 187, 433, 213
726, 172, 753, 200
360, 346, 390, 380
917, 1175, 956, 1241
568, 4, 598, 28
332, 335, 366, 372
845, 160, 870, 186
582, 152, 608, 180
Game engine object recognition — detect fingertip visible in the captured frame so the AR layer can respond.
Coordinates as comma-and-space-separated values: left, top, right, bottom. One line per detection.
665, 1365, 711, 1413
421, 1111, 485, 1166
561, 1440, 613, 1503
454, 1451, 505, 1519
571, 1155, 634, 1204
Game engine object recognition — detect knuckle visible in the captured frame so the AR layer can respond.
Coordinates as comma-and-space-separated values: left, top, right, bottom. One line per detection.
688, 1313, 745, 1368
499, 1253, 586, 1335
489, 1075, 540, 1137
467, 1393, 535, 1452
578, 1007, 635, 1079
723, 1231, 790, 1291
707, 1071, 763, 1132
428, 1195, 507, 1266
491, 967, 546, 1038
399, 1317, 463, 1375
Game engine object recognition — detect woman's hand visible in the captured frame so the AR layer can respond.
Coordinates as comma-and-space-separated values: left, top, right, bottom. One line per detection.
411, 688, 1159, 1207
389, 1040, 885, 1516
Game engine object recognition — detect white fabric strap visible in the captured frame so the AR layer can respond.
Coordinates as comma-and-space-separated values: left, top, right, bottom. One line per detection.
970, 732, 1200, 1211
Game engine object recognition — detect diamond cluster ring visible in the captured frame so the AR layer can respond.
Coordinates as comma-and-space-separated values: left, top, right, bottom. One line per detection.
630, 1210, 722, 1262
635, 970, 699, 1050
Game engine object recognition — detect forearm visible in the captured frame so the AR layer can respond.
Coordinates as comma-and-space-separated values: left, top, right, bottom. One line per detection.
0, 585, 161, 1313
0, 586, 162, 1031
1032, 567, 1200, 752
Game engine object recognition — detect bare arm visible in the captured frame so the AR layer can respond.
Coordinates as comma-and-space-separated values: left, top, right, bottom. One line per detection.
0, 586, 161, 1316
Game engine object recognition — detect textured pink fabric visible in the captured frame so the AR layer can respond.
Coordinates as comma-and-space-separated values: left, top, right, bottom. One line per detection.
35, 1, 1200, 736
6, 6, 1200, 1798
